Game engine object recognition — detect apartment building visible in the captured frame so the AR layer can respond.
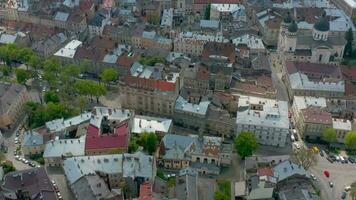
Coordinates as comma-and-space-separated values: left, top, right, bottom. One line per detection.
119, 63, 181, 117
174, 32, 228, 56
236, 96, 290, 147
0, 82, 29, 129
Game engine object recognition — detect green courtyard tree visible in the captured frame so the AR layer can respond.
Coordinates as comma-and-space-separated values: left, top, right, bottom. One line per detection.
345, 28, 354, 58
15, 68, 29, 84
345, 131, 356, 149
27, 55, 42, 73
100, 68, 118, 86
44, 91, 60, 104
234, 131, 258, 158
322, 128, 337, 146
140, 132, 158, 155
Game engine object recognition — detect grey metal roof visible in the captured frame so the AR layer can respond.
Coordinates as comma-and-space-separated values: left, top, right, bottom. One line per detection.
162, 134, 195, 152
273, 160, 309, 182
0, 33, 17, 44
175, 96, 210, 116
43, 137, 85, 158
200, 20, 220, 29
23, 131, 43, 147
54, 11, 69, 22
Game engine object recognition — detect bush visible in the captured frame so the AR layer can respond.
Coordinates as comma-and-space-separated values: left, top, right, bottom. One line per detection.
2, 162, 16, 174
29, 154, 45, 165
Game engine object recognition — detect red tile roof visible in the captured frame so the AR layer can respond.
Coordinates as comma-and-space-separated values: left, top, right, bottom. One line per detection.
202, 42, 236, 63
139, 182, 153, 200
257, 167, 273, 177
123, 76, 177, 92
85, 123, 129, 151
117, 53, 140, 68
301, 107, 332, 124
80, 0, 94, 11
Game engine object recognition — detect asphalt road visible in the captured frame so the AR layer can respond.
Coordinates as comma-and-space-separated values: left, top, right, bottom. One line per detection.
269, 52, 289, 102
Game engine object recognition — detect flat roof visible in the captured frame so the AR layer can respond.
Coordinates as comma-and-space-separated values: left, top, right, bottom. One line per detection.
132, 115, 172, 134
236, 95, 289, 129
54, 40, 82, 59
43, 136, 86, 158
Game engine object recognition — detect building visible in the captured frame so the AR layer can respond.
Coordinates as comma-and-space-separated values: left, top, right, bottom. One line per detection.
85, 107, 132, 155
283, 61, 345, 100
277, 13, 346, 64
139, 182, 153, 200
131, 115, 172, 136
120, 64, 180, 117
53, 39, 83, 61
1, 167, 57, 200
297, 106, 333, 141
232, 34, 266, 54
210, 4, 246, 22
330, 0, 356, 21
206, 105, 236, 139
291, 96, 327, 125
43, 136, 86, 167
174, 32, 228, 56
333, 118, 352, 143
63, 151, 155, 191
159, 134, 231, 174
236, 96, 289, 147
256, 9, 282, 47
22, 131, 44, 156
89, 13, 108, 36
174, 174, 199, 200
132, 30, 172, 51
181, 64, 210, 99
174, 96, 210, 132
32, 32, 68, 58
0, 82, 29, 129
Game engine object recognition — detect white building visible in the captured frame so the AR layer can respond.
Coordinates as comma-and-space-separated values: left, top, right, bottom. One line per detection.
332, 118, 352, 143
131, 115, 172, 135
236, 96, 289, 147
291, 96, 327, 123
53, 40, 82, 59
210, 4, 246, 22
232, 34, 266, 52
160, 8, 173, 28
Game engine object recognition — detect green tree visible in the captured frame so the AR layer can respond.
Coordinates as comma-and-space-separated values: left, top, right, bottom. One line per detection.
322, 128, 337, 146
17, 47, 33, 64
92, 82, 107, 103
140, 132, 158, 155
139, 56, 165, 66
128, 135, 139, 153
2, 162, 16, 175
214, 191, 229, 200
43, 57, 61, 75
62, 64, 80, 79
77, 96, 88, 113
79, 59, 91, 73
44, 91, 60, 104
27, 55, 42, 73
345, 28, 354, 58
100, 68, 118, 86
204, 4, 211, 20
345, 131, 356, 149
291, 146, 318, 170
234, 131, 258, 158
147, 12, 160, 25
15, 68, 29, 84
214, 179, 231, 200
351, 181, 356, 200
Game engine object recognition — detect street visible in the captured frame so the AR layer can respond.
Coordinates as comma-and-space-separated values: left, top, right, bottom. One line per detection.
269, 52, 289, 102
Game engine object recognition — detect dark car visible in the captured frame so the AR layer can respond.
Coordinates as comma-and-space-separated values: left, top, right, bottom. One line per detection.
294, 133, 299, 141
326, 156, 334, 163
320, 150, 324, 157
341, 192, 347, 199
348, 157, 355, 164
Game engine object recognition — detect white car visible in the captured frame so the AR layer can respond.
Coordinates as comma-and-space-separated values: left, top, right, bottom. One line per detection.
345, 186, 351, 191
335, 156, 341, 162
310, 174, 317, 181
293, 143, 301, 149
15, 137, 18, 141
15, 155, 20, 160
14, 140, 19, 144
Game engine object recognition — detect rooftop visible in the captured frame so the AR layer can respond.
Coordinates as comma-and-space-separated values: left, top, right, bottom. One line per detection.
293, 96, 327, 111
0, 82, 27, 115
63, 151, 154, 185
43, 136, 85, 158
332, 118, 352, 131
0, 33, 17, 44
2, 167, 57, 200
301, 106, 332, 124
175, 96, 210, 116
54, 40, 82, 59
236, 96, 289, 129
54, 11, 69, 22
232, 34, 265, 50
22, 131, 44, 147
273, 160, 308, 182
45, 112, 92, 134
131, 115, 172, 134
160, 8, 173, 28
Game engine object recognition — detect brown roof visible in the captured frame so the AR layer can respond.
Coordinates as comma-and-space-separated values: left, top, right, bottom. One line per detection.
197, 65, 210, 80
285, 61, 342, 80
117, 52, 140, 67
202, 42, 236, 63
194, 0, 241, 4
265, 17, 282, 29
341, 65, 356, 81
301, 106, 332, 124
2, 167, 57, 200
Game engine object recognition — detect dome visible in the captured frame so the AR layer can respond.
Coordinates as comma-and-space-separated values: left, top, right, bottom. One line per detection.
283, 12, 293, 24
288, 20, 298, 33
314, 15, 329, 32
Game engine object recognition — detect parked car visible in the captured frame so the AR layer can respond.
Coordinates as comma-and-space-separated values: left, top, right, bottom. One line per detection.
329, 155, 336, 162
340, 156, 345, 163
310, 174, 317, 181
335, 156, 340, 162
341, 192, 347, 199
15, 155, 20, 160
348, 157, 355, 164
326, 156, 334, 163
320, 150, 324, 157
345, 186, 351, 191
293, 143, 301, 149
329, 181, 333, 188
